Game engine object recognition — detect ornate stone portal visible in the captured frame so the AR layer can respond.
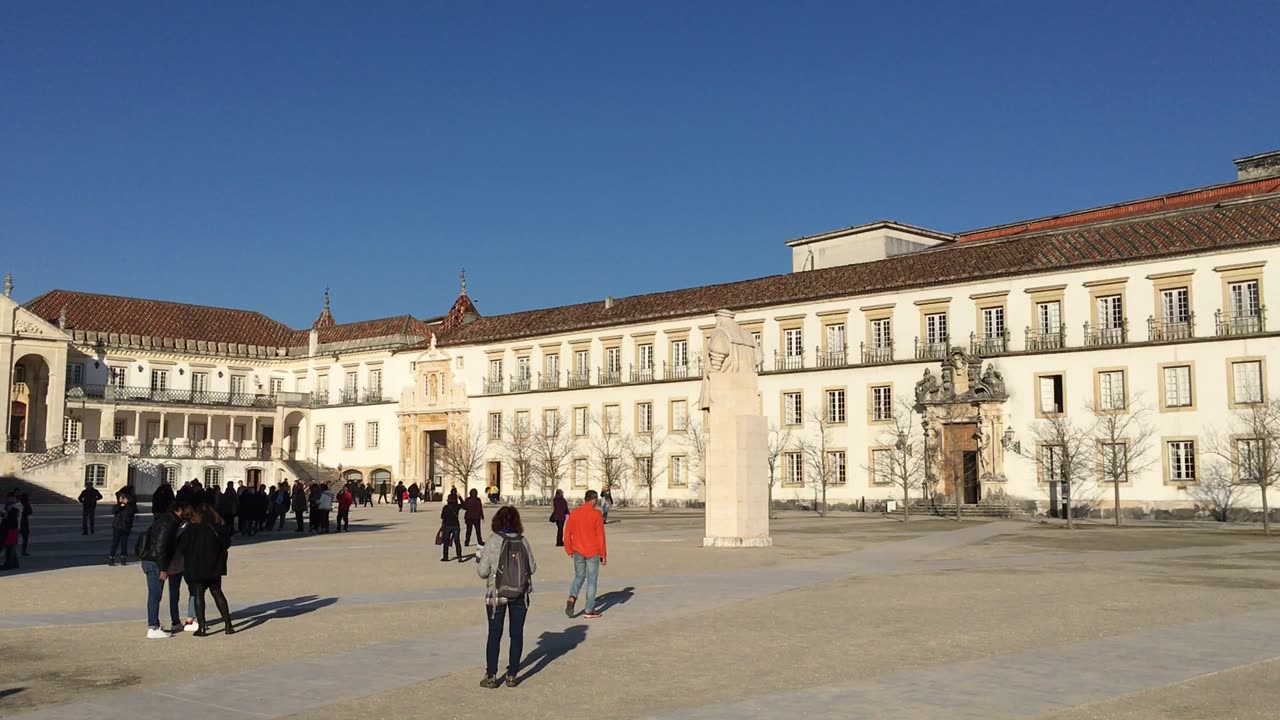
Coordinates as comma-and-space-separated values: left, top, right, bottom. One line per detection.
914, 350, 1010, 505
698, 310, 771, 548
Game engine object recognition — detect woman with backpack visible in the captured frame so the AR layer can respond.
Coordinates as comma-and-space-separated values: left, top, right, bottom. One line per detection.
476, 506, 536, 689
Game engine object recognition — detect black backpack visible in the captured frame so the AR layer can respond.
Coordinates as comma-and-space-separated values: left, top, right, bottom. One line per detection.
493, 535, 531, 603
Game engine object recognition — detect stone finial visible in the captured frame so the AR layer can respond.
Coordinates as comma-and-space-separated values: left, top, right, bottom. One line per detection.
58, 306, 68, 330
459, 268, 467, 296
312, 287, 336, 329
3, 273, 11, 298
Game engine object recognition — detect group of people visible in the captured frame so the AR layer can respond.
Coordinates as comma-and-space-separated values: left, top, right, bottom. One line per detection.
436, 487, 491, 561
474, 488, 610, 688
1, 489, 33, 570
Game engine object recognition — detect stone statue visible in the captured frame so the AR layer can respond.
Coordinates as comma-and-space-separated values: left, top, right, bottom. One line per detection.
428, 334, 438, 353
967, 355, 983, 390
981, 365, 1006, 397
940, 363, 955, 399
698, 310, 762, 412
915, 368, 939, 404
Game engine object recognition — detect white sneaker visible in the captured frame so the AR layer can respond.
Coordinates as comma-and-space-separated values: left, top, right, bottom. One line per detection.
146, 628, 172, 639
183, 622, 198, 632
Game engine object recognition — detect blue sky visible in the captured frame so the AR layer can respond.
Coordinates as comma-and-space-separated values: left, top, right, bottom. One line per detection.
2, 1, 1277, 327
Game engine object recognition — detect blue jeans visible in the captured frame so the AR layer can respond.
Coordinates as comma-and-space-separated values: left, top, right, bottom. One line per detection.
142, 561, 183, 629
569, 553, 600, 613
486, 602, 528, 677
409, 498, 418, 512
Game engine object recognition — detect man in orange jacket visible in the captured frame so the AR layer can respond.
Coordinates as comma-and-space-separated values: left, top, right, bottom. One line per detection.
563, 489, 607, 619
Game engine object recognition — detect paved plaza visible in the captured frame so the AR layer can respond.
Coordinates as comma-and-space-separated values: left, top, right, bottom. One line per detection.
2, 502, 1280, 719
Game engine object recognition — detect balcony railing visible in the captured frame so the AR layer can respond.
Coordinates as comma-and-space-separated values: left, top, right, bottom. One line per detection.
1148, 315, 1195, 342
1025, 326, 1066, 351
20, 441, 78, 470
914, 338, 949, 361
1085, 321, 1128, 346
538, 373, 560, 391
85, 439, 123, 454
598, 368, 623, 386
1215, 308, 1266, 336
861, 342, 894, 364
123, 441, 272, 461
970, 331, 1010, 356
664, 362, 694, 380
817, 349, 848, 368
631, 367, 655, 384
567, 371, 591, 388
482, 379, 504, 395
67, 384, 297, 409
774, 353, 805, 372
510, 376, 532, 393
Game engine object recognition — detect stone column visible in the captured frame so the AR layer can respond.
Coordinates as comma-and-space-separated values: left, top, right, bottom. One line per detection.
43, 349, 68, 450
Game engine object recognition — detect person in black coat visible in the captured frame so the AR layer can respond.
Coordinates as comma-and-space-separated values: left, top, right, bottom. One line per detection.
175, 503, 234, 637
109, 487, 138, 566
439, 496, 463, 562
151, 482, 174, 517
78, 481, 102, 535
18, 492, 32, 556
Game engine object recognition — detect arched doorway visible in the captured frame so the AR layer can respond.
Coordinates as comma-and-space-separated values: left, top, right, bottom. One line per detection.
371, 468, 391, 497
282, 410, 307, 460
10, 354, 51, 452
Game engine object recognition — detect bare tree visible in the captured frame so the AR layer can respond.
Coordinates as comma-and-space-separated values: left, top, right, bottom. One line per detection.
798, 409, 840, 517
501, 412, 537, 506
1204, 395, 1280, 535
1189, 462, 1246, 522
765, 425, 791, 519
1087, 395, 1158, 526
868, 400, 926, 521
684, 416, 709, 493
531, 410, 576, 501
588, 411, 632, 504
628, 424, 667, 514
1023, 410, 1096, 529
438, 422, 489, 495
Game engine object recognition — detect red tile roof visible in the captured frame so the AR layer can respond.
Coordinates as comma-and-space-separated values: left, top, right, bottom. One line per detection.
957, 176, 1280, 243
432, 194, 1280, 348
315, 315, 433, 345
25, 290, 299, 347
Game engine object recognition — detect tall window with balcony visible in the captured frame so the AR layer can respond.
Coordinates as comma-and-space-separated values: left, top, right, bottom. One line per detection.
670, 340, 690, 379
368, 368, 383, 399
343, 371, 358, 403
151, 369, 169, 395
921, 312, 947, 359
866, 317, 893, 363
269, 377, 284, 397
316, 374, 329, 404
191, 371, 208, 401
1032, 300, 1063, 350
1222, 279, 1263, 335
1092, 294, 1126, 345
230, 374, 246, 398
636, 343, 654, 382
572, 350, 590, 387
822, 324, 846, 367
113, 419, 127, 441
782, 328, 804, 370
515, 357, 531, 391
544, 354, 560, 388
976, 306, 1006, 354
109, 366, 126, 391
487, 359, 504, 394
826, 389, 845, 424
1156, 287, 1192, 340
604, 347, 621, 384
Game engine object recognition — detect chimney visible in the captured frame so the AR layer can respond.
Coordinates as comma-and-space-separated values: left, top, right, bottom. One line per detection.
1233, 150, 1280, 181
603, 296, 614, 310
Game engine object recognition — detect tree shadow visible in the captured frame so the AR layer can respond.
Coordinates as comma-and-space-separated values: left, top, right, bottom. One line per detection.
594, 586, 635, 613
230, 595, 338, 633
0, 688, 24, 700
519, 625, 588, 681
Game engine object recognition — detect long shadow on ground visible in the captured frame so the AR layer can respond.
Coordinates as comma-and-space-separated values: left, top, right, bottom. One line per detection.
520, 625, 589, 681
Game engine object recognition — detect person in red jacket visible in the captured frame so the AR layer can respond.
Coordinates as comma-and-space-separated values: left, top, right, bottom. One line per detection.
335, 485, 354, 533
563, 489, 607, 619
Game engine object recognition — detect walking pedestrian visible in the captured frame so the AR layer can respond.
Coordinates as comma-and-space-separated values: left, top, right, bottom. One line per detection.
218, 481, 239, 535
292, 482, 308, 532
440, 495, 463, 562
477, 506, 536, 689
601, 486, 614, 524
0, 501, 19, 570
136, 499, 184, 638
408, 482, 421, 513
175, 504, 234, 636
18, 491, 32, 556
362, 483, 374, 507
78, 480, 102, 534
394, 481, 407, 512
274, 481, 291, 530
563, 489, 607, 619
109, 487, 138, 566
551, 489, 569, 547
464, 489, 485, 547
336, 484, 353, 532
377, 480, 390, 504
316, 484, 334, 533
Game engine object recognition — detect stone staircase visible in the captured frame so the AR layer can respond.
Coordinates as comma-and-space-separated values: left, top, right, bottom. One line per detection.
280, 457, 341, 486
0, 476, 77, 504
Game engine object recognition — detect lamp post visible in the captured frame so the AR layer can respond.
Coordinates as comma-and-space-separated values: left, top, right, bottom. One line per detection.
314, 436, 322, 465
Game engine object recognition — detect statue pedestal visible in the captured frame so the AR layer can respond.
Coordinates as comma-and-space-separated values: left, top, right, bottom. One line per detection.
703, 412, 772, 548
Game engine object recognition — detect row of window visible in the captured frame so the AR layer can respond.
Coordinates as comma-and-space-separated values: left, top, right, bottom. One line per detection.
314, 422, 379, 451
83, 464, 226, 489
1036, 358, 1266, 416
488, 401, 692, 441
487, 341, 698, 386
62, 365, 387, 402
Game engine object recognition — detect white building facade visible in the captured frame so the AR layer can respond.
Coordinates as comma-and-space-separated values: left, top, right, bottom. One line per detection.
3, 151, 1279, 515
